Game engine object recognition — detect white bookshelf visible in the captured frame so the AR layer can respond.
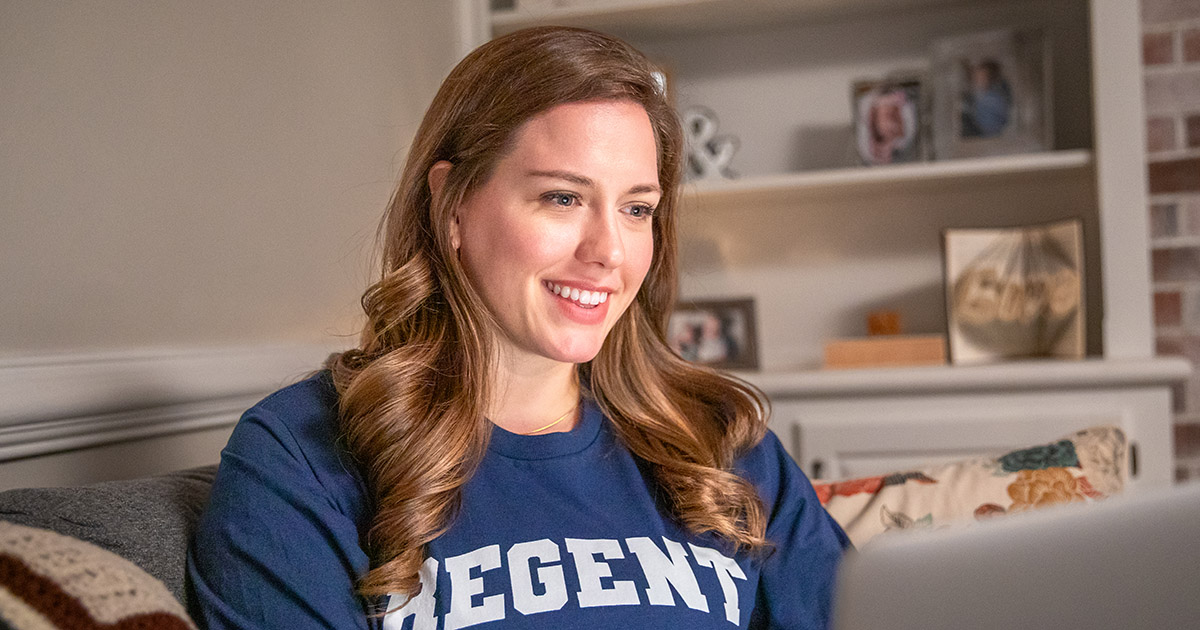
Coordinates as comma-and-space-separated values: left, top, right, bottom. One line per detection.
467, 0, 1188, 485
476, 0, 1121, 366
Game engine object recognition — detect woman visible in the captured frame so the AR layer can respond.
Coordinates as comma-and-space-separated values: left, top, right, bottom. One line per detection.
188, 26, 849, 630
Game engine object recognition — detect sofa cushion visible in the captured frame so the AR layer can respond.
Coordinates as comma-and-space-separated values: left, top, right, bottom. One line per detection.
812, 425, 1128, 548
0, 465, 216, 605
0, 520, 195, 629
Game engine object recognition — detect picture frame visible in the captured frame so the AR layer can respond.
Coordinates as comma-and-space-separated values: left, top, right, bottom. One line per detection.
943, 219, 1084, 365
852, 75, 926, 166
930, 28, 1051, 159
668, 298, 760, 370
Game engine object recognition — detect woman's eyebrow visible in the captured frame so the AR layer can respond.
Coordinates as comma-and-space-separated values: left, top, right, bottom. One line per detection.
527, 169, 661, 195
627, 183, 662, 195
527, 169, 594, 187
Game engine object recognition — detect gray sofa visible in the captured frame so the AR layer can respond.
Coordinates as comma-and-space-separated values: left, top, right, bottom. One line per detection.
0, 465, 217, 626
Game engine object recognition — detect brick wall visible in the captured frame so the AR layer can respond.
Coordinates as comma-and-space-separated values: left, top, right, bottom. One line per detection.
1142, 0, 1200, 482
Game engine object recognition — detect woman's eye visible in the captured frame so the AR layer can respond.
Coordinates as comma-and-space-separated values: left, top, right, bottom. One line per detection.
626, 204, 655, 219
544, 192, 577, 207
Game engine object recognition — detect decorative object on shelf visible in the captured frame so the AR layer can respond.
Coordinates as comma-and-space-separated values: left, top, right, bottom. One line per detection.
823, 335, 947, 370
682, 106, 739, 181
943, 219, 1084, 364
648, 59, 675, 105
866, 310, 903, 335
931, 28, 1051, 160
852, 75, 926, 166
668, 298, 759, 370
824, 308, 946, 369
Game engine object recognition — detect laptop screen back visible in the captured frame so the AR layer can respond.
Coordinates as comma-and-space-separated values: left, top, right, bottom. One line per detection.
832, 482, 1200, 630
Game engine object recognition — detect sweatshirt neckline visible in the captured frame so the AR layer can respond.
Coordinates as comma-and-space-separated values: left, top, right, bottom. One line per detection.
488, 397, 603, 460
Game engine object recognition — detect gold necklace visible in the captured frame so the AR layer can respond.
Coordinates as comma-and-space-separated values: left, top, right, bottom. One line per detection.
522, 400, 578, 435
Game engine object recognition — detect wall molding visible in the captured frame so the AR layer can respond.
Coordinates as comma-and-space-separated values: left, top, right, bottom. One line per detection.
0, 343, 340, 462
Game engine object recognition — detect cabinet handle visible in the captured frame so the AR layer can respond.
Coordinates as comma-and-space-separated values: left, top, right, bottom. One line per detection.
1129, 442, 1139, 478
811, 459, 824, 480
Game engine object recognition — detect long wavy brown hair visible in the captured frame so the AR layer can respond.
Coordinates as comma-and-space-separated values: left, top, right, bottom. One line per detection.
327, 25, 770, 599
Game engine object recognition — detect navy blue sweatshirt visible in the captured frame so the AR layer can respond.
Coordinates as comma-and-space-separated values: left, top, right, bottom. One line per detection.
187, 373, 849, 629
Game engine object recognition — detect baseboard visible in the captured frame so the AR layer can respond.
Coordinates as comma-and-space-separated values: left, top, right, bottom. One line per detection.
0, 343, 340, 461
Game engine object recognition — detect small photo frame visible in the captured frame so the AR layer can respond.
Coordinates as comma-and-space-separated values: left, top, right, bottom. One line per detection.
931, 28, 1051, 159
943, 219, 1084, 364
668, 298, 759, 370
853, 76, 925, 166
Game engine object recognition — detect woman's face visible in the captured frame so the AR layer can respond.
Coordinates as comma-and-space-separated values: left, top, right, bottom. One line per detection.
449, 99, 661, 369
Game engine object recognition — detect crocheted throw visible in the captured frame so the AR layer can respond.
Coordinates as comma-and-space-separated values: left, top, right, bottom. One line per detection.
0, 520, 195, 630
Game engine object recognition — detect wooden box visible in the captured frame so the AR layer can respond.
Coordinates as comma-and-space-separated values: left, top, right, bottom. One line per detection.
823, 335, 947, 370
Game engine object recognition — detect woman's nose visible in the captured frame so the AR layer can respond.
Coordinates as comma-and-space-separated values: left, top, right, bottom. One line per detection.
577, 210, 625, 268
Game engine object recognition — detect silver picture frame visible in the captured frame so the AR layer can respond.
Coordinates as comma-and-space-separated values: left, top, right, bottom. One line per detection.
931, 28, 1052, 160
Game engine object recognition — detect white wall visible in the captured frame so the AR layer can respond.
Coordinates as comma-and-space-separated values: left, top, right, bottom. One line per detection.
0, 1, 459, 486
1, 0, 457, 353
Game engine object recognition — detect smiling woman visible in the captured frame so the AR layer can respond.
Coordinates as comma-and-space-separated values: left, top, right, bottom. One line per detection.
187, 26, 850, 630
434, 100, 659, 382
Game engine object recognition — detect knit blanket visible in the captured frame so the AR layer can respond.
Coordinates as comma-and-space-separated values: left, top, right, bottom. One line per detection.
0, 521, 195, 630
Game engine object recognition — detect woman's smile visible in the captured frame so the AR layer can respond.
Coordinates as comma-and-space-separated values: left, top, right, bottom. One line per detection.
544, 280, 610, 308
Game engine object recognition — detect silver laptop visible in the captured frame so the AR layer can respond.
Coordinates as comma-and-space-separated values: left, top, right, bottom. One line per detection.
833, 481, 1200, 629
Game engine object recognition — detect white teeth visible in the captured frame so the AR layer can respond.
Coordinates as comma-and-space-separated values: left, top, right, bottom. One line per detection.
547, 281, 609, 306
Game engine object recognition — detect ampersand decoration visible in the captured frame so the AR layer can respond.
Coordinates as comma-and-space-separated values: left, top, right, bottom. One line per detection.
682, 106, 739, 181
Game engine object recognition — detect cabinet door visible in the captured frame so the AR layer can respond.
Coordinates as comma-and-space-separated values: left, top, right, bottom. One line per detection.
771, 386, 1173, 492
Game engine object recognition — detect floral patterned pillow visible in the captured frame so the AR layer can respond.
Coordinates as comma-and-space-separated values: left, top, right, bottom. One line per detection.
812, 425, 1128, 548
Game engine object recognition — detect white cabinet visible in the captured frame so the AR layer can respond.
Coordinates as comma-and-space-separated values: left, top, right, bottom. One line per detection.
746, 358, 1190, 491
469, 0, 1189, 485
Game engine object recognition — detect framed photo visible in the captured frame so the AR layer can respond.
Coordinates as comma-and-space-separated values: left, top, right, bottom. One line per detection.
931, 28, 1051, 159
943, 219, 1084, 364
853, 76, 925, 166
668, 298, 759, 370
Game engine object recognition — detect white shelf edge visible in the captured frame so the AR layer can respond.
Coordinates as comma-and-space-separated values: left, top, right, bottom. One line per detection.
493, 0, 705, 28
1156, 326, 1199, 337
683, 150, 1093, 201
1151, 236, 1200, 250
491, 0, 976, 37
1152, 280, 1198, 292
734, 356, 1192, 398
